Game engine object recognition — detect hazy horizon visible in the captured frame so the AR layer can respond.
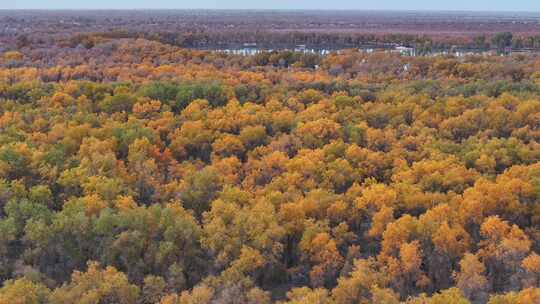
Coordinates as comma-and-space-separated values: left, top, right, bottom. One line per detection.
2, 8, 540, 13
3, 0, 540, 12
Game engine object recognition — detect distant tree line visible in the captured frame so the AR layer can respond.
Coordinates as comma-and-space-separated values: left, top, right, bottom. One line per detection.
51, 30, 540, 54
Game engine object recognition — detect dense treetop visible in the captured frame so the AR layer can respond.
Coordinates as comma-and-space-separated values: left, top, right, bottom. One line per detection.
1, 39, 540, 303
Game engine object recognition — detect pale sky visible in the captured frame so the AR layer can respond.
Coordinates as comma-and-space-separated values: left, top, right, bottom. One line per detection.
2, 0, 540, 11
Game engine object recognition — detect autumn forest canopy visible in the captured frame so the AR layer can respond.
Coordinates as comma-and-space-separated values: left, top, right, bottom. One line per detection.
2, 10, 540, 304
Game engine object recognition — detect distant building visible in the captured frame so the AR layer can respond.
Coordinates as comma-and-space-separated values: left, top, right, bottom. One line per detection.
394, 46, 416, 56
294, 45, 307, 52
